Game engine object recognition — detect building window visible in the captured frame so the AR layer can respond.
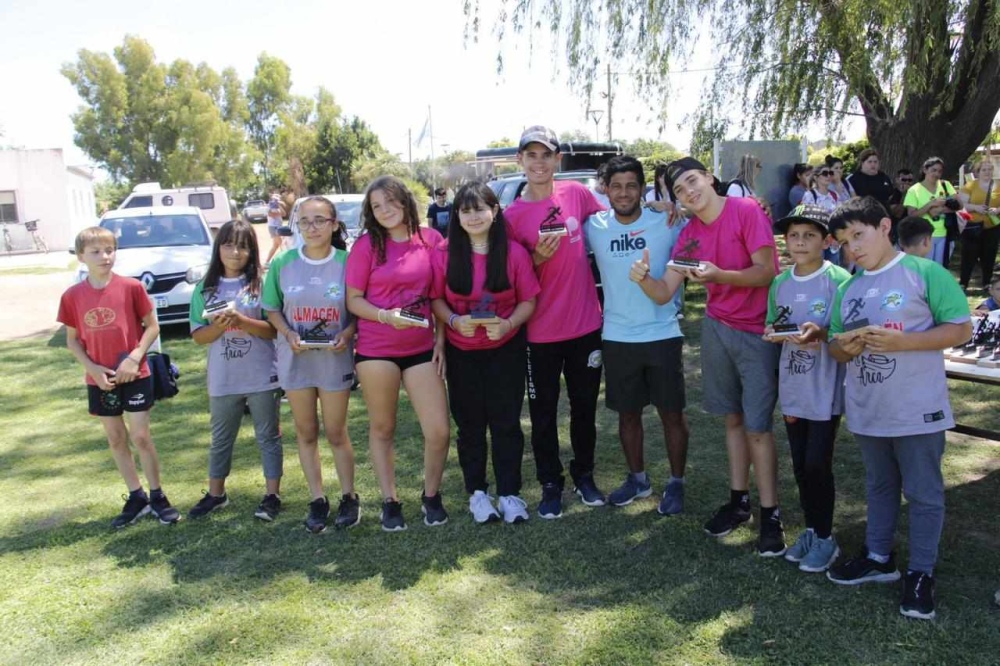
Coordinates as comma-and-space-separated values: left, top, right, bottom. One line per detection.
188, 193, 215, 210
0, 191, 18, 223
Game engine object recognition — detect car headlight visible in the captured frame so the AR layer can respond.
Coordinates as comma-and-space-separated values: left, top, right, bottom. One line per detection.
185, 263, 208, 284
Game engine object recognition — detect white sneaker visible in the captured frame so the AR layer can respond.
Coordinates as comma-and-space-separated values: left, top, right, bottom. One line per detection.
498, 495, 529, 524
468, 490, 500, 524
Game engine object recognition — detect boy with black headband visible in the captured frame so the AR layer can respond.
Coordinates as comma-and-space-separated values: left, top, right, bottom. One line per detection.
638, 156, 784, 556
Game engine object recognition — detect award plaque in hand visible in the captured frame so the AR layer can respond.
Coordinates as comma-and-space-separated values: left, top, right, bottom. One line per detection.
768, 305, 802, 338
399, 296, 430, 328
667, 238, 706, 271
203, 300, 235, 320
470, 294, 499, 325
299, 318, 336, 348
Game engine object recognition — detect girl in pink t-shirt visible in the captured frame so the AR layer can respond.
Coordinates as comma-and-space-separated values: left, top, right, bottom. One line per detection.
345, 176, 450, 532
430, 183, 540, 525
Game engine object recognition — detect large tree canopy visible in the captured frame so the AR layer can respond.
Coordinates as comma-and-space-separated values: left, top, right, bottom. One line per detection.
468, 0, 1000, 175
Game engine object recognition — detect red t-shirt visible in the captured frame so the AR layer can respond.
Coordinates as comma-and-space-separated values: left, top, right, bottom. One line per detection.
431, 239, 541, 351
345, 228, 443, 357
505, 180, 604, 343
56, 274, 153, 386
670, 197, 779, 334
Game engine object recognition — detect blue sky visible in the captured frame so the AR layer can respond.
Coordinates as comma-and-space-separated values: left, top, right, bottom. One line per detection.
0, 0, 860, 172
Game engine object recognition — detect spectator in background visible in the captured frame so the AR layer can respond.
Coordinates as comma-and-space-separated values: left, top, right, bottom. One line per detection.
788, 163, 814, 208
887, 169, 915, 221
427, 188, 452, 237
957, 158, 1000, 291
802, 166, 845, 266
846, 149, 894, 211
728, 154, 762, 197
904, 156, 956, 268
264, 193, 286, 267
592, 163, 611, 208
826, 156, 856, 202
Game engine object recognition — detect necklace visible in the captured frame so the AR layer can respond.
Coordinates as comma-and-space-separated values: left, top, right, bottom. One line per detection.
471, 241, 489, 249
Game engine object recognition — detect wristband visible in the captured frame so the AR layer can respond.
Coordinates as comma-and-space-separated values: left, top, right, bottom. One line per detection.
448, 313, 459, 330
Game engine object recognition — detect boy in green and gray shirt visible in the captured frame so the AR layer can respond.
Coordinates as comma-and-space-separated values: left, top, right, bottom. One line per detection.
826, 197, 971, 621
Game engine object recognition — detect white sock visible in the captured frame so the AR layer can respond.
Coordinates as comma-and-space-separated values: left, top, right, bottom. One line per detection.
867, 551, 890, 564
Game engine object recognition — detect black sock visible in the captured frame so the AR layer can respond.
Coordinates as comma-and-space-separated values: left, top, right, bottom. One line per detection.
730, 489, 750, 509
129, 487, 147, 499
761, 505, 780, 522
149, 487, 164, 499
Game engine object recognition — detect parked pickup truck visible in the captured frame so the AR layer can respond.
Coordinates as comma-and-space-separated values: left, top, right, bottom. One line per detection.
243, 199, 269, 223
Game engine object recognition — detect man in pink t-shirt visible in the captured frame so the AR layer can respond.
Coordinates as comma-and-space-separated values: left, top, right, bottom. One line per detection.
636, 156, 784, 557
504, 125, 606, 519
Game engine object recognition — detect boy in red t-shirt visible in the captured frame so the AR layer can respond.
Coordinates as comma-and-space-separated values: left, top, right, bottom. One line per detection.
57, 226, 180, 528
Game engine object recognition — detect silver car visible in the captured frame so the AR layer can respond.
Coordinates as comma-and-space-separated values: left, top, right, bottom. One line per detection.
76, 206, 213, 325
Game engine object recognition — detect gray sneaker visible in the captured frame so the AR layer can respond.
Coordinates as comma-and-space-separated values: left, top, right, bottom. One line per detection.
608, 473, 652, 506
784, 530, 814, 564
799, 535, 839, 573
657, 479, 684, 516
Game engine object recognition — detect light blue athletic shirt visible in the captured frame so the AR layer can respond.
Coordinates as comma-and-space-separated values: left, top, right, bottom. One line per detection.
586, 207, 683, 343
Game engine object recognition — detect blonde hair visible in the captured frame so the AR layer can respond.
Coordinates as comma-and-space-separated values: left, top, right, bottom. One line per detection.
74, 226, 116, 255
973, 159, 994, 176
736, 154, 761, 190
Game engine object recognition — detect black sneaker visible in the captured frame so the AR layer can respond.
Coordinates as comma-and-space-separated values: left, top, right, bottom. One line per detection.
254, 493, 282, 522
573, 474, 606, 507
381, 499, 407, 532
757, 512, 786, 557
188, 492, 229, 518
704, 502, 752, 537
421, 492, 449, 526
304, 496, 330, 534
334, 493, 361, 529
538, 483, 563, 519
827, 548, 901, 586
900, 571, 936, 620
111, 492, 150, 528
149, 491, 181, 525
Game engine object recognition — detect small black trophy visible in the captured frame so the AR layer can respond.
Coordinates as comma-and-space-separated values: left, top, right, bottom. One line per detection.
399, 296, 430, 328
769, 305, 802, 338
299, 318, 335, 348
955, 318, 995, 364
202, 299, 234, 319
470, 294, 499, 324
538, 206, 568, 238
667, 238, 706, 271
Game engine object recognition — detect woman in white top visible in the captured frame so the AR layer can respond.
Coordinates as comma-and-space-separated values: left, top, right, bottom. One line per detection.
726, 153, 761, 198
801, 167, 839, 212
826, 156, 856, 202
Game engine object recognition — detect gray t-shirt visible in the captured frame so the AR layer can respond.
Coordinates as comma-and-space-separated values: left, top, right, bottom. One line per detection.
262, 247, 355, 392
190, 276, 279, 398
829, 253, 970, 436
767, 262, 850, 420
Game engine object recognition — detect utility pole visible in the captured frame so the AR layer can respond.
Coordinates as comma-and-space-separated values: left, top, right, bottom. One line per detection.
606, 63, 613, 141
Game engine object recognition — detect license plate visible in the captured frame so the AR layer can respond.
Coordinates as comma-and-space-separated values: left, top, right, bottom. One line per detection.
155, 297, 169, 309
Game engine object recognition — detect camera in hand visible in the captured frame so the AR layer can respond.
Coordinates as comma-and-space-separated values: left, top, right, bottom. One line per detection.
944, 197, 962, 212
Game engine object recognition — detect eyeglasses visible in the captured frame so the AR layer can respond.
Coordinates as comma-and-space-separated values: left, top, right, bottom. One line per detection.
818, 170, 833, 176
221, 243, 250, 254
297, 217, 335, 230
900, 177, 914, 183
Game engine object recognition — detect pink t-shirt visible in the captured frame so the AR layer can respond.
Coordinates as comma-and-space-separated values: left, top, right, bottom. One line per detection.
671, 196, 779, 334
345, 228, 443, 357
505, 180, 604, 343
432, 239, 541, 351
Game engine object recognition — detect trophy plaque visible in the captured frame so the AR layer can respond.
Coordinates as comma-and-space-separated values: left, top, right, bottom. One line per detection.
399, 296, 430, 328
299, 318, 336, 348
667, 238, 706, 271
203, 300, 235, 320
768, 305, 802, 339
470, 294, 499, 325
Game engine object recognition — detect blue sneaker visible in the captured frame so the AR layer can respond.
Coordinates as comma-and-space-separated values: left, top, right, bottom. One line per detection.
784, 530, 814, 564
657, 479, 685, 516
573, 474, 606, 507
538, 483, 563, 519
800, 535, 839, 573
608, 473, 652, 506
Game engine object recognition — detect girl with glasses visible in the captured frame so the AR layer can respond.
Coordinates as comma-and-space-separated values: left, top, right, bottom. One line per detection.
346, 176, 451, 532
824, 156, 856, 202
263, 197, 360, 534
188, 219, 284, 522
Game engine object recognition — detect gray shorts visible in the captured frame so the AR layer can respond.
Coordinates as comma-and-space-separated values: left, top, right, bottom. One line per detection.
700, 316, 779, 433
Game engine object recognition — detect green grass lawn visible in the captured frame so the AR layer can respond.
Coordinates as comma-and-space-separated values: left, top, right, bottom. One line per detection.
1, 289, 998, 665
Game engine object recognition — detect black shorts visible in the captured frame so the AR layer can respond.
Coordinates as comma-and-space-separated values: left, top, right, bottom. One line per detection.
87, 375, 155, 417
354, 349, 434, 372
603, 338, 686, 413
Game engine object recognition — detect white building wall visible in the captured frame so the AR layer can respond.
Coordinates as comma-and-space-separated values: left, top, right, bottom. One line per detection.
0, 149, 94, 253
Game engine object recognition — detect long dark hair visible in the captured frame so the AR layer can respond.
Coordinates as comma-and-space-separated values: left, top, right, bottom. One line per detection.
297, 196, 347, 251
653, 163, 668, 201
361, 176, 426, 264
203, 219, 262, 296
447, 182, 511, 295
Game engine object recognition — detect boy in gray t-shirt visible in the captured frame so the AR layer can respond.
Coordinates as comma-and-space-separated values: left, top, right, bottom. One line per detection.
826, 197, 971, 621
765, 205, 851, 575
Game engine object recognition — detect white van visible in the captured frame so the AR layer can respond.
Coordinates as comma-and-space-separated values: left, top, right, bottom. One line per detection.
119, 182, 234, 230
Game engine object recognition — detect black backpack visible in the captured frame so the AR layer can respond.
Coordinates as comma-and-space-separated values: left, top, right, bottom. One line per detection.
717, 178, 749, 197
147, 352, 179, 400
